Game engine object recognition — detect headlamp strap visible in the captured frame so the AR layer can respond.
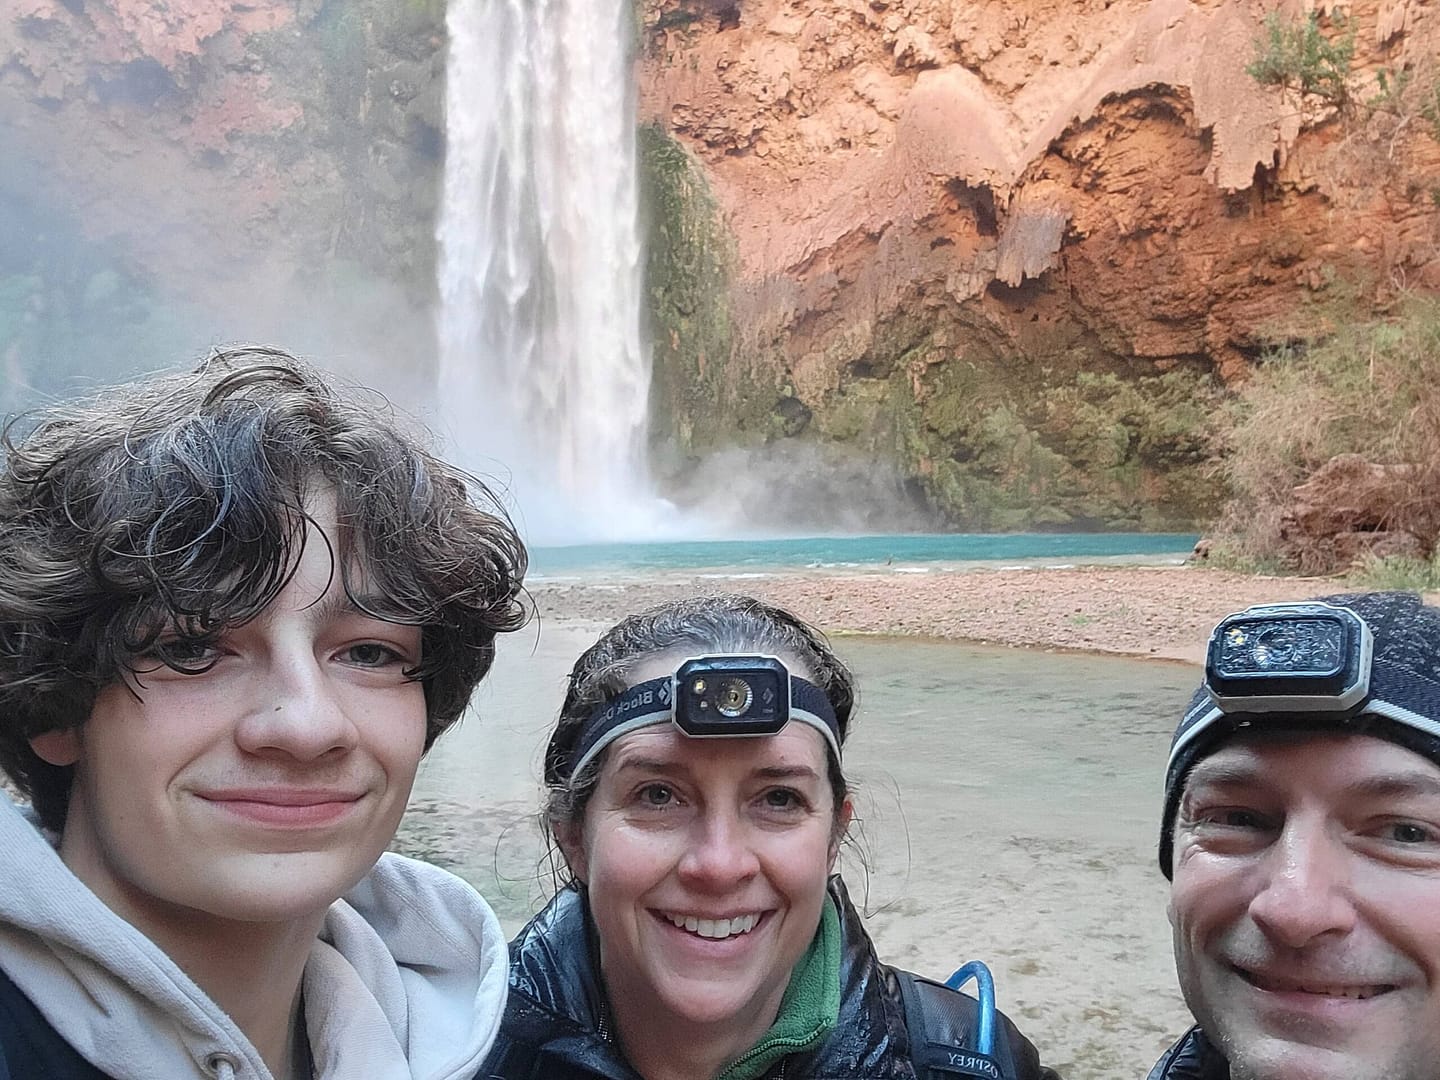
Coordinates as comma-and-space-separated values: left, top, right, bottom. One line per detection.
568, 674, 839, 779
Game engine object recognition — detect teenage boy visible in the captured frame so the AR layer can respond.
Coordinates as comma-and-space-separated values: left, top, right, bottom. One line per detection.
1152, 591, 1440, 1080
0, 347, 530, 1080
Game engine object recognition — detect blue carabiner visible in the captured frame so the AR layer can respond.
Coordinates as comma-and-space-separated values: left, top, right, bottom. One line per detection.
945, 960, 996, 1057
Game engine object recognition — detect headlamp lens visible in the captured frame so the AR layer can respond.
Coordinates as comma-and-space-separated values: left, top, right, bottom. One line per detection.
715, 677, 754, 718
675, 656, 787, 736
1215, 618, 1345, 677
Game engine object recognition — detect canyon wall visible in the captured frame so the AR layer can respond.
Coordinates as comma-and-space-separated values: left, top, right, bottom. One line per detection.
637, 0, 1440, 529
5, 0, 1439, 531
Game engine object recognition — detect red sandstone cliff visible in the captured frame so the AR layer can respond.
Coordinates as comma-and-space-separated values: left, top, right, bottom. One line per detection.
639, 0, 1440, 381
635, 0, 1440, 530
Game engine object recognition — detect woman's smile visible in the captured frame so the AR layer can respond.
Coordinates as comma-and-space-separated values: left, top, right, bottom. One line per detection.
658, 909, 766, 940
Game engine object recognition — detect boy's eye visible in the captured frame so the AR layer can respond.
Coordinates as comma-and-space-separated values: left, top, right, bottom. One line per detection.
151, 639, 220, 670
344, 642, 404, 667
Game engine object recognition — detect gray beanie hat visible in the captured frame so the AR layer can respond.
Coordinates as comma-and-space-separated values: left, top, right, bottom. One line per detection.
1159, 591, 1440, 877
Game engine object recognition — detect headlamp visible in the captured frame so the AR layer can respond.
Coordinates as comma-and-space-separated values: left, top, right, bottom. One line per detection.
1167, 601, 1375, 772
565, 654, 840, 780
1205, 601, 1372, 713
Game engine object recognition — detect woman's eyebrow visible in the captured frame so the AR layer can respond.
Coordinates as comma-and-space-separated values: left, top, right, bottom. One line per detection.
611, 754, 686, 776
754, 764, 821, 782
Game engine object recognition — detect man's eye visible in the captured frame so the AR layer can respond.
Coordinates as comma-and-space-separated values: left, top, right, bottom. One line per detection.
1189, 806, 1270, 830
1385, 821, 1436, 845
1219, 809, 1267, 828
638, 784, 674, 807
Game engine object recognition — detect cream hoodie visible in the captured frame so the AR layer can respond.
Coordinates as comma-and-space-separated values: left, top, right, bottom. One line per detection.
0, 794, 507, 1080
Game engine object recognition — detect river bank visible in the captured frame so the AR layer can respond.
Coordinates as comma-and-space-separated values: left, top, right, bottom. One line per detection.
529, 563, 1385, 663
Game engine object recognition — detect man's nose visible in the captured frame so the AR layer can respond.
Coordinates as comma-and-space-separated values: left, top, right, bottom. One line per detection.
677, 810, 761, 890
235, 655, 358, 761
1248, 817, 1357, 948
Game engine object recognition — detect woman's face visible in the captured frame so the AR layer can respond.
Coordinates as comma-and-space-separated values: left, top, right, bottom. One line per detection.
562, 655, 847, 1040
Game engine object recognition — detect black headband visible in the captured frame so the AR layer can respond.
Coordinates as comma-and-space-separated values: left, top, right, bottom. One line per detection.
563, 656, 841, 780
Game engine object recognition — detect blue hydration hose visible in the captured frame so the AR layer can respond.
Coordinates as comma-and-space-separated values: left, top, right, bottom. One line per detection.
945, 960, 997, 1057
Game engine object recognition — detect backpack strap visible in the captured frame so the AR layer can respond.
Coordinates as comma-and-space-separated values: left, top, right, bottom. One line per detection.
896, 970, 1013, 1079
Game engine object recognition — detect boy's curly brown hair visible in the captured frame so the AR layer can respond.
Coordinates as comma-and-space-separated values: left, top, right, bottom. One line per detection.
0, 345, 530, 831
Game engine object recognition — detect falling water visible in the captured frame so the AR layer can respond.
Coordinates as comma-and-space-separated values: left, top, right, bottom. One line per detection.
436, 0, 666, 543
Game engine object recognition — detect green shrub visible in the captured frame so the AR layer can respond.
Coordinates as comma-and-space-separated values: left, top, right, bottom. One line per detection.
1368, 66, 1412, 115
1349, 552, 1440, 592
1212, 294, 1440, 566
1420, 74, 1440, 141
1246, 11, 1355, 105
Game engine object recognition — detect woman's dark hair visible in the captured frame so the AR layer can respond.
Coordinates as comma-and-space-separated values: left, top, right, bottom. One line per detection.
0, 346, 530, 830
543, 593, 856, 873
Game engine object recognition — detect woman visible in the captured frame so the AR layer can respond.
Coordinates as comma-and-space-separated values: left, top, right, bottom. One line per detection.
482, 594, 1060, 1080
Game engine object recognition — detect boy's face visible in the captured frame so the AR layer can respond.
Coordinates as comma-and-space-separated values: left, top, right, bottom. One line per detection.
30, 496, 428, 939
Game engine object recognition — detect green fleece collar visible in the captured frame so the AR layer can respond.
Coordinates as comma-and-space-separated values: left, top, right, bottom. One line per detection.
715, 894, 841, 1080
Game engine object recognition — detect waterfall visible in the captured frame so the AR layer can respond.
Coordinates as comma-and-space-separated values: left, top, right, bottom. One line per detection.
436, 0, 666, 544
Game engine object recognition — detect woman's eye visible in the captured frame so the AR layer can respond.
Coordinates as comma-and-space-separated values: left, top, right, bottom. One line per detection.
638, 784, 674, 807
762, 788, 804, 811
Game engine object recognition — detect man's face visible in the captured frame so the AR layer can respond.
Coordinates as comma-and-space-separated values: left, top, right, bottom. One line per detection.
30, 498, 427, 943
1170, 732, 1440, 1080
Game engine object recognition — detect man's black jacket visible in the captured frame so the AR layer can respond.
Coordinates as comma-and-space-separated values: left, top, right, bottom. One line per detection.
1147, 1027, 1230, 1080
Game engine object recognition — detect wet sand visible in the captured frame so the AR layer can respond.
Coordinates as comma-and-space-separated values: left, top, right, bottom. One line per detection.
529, 562, 1368, 661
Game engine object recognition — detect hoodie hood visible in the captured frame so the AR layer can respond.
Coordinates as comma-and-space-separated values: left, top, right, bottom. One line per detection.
0, 793, 507, 1080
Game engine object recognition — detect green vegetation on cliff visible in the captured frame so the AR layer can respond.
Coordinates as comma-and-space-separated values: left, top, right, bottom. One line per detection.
639, 130, 1223, 532
1212, 292, 1440, 571
253, 0, 448, 298
831, 310, 1223, 531
639, 132, 1224, 532
638, 122, 739, 478
1246, 11, 1355, 105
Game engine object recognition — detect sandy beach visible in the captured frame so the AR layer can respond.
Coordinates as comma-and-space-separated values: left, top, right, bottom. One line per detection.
529, 562, 1383, 661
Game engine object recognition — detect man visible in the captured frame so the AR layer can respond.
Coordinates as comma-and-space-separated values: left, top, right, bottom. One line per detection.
1150, 591, 1440, 1080
0, 347, 530, 1080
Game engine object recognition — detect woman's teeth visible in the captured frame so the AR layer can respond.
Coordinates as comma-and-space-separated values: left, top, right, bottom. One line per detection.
665, 912, 758, 939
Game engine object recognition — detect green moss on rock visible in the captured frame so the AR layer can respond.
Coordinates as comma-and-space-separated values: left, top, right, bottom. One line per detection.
639, 121, 1223, 532
640, 123, 751, 477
